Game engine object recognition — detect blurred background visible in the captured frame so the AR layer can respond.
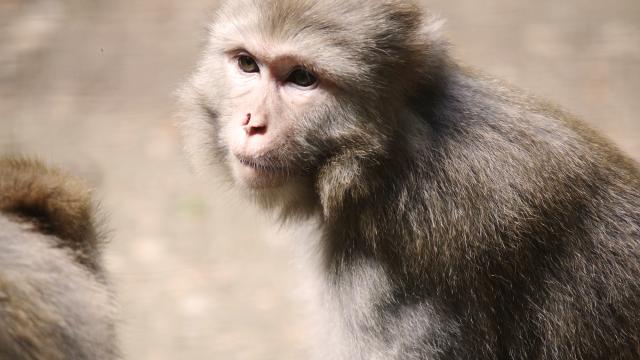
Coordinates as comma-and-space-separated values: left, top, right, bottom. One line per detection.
1, 0, 638, 359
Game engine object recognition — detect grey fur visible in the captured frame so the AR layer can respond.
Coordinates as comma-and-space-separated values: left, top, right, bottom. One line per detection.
0, 158, 118, 360
180, 0, 640, 358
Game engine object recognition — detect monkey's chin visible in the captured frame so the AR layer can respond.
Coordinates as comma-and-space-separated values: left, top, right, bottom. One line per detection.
231, 158, 288, 189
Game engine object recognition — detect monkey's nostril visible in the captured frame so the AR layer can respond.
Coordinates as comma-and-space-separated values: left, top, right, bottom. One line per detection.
245, 125, 267, 136
242, 113, 251, 126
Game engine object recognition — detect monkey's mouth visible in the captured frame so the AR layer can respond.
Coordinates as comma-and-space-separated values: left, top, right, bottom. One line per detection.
232, 154, 291, 188
235, 154, 289, 176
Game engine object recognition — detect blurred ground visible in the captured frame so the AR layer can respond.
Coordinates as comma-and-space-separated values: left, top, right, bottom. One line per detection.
0, 0, 638, 359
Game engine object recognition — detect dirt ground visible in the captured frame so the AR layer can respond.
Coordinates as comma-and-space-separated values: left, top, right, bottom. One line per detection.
1, 0, 638, 359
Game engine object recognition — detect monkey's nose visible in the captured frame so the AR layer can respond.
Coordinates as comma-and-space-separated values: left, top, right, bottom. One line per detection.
242, 113, 268, 136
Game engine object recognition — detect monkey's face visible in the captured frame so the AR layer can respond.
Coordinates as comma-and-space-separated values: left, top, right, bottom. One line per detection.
217, 47, 330, 189
181, 0, 434, 203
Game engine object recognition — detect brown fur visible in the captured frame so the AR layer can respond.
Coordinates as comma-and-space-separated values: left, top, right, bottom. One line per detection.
0, 156, 117, 359
0, 157, 101, 272
181, 1, 640, 358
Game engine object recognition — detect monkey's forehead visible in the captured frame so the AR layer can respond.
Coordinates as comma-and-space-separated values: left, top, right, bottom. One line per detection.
208, 0, 432, 87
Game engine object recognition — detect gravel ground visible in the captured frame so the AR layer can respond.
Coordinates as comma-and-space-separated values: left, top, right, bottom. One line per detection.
1, 1, 638, 359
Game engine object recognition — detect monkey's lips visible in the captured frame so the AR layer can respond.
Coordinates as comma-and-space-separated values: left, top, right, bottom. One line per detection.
232, 154, 289, 188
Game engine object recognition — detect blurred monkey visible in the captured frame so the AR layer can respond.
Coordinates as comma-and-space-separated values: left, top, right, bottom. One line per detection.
0, 157, 117, 360
181, 0, 640, 359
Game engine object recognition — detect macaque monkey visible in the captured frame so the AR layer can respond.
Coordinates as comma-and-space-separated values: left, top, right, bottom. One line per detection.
180, 0, 640, 358
0, 157, 118, 360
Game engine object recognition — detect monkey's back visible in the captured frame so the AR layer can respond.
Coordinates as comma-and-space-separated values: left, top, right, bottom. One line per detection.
0, 157, 118, 359
0, 216, 117, 360
403, 68, 640, 358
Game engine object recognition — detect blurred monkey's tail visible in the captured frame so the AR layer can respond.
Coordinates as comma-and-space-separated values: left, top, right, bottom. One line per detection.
0, 156, 103, 269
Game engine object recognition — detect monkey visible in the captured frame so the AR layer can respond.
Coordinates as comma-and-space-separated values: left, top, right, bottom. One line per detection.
179, 0, 640, 359
0, 157, 118, 360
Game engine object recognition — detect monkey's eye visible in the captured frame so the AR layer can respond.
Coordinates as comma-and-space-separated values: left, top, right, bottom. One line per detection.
238, 55, 259, 73
287, 68, 317, 88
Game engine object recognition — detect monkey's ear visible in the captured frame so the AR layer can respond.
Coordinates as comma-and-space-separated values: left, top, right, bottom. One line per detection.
419, 15, 447, 43
413, 14, 449, 70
